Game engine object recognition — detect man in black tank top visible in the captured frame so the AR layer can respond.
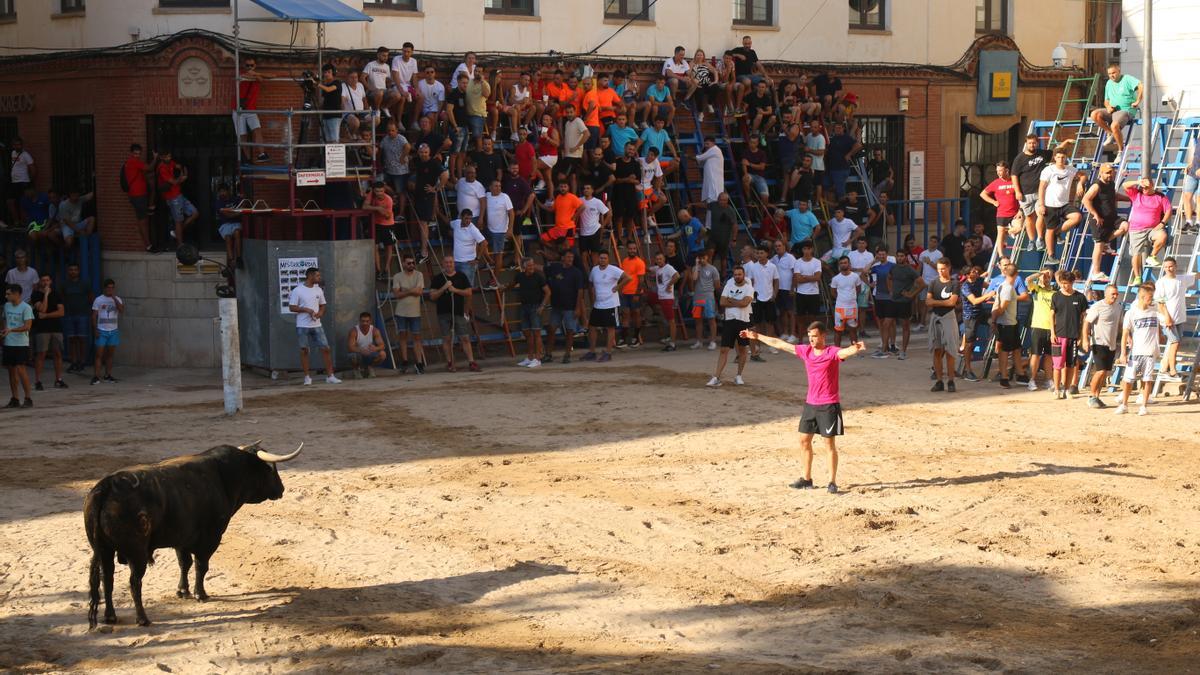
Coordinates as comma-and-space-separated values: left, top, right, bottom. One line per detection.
1081, 163, 1130, 282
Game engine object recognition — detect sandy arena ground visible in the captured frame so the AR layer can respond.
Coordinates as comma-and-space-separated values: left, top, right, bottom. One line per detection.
1, 346, 1198, 673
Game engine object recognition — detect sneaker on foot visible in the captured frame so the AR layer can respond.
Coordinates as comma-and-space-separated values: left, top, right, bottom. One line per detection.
708, 341, 717, 351
1160, 372, 1183, 382
662, 344, 677, 352
964, 372, 979, 382
1114, 403, 1127, 415
1000, 378, 1011, 388
90, 376, 100, 386
789, 478, 814, 489
1068, 385, 1079, 397
103, 375, 118, 383
526, 358, 541, 368
690, 340, 702, 350
897, 351, 907, 360
706, 376, 722, 388
1044, 255, 1060, 265
1090, 272, 1111, 283
1027, 379, 1038, 391
517, 358, 532, 367
946, 380, 956, 393
769, 347, 779, 355
5, 398, 19, 408
21, 397, 32, 408
1145, 255, 1161, 268
827, 482, 839, 494
34, 381, 43, 391
870, 349, 889, 359
1138, 405, 1148, 416
598, 352, 612, 362
414, 361, 426, 375
750, 354, 766, 363
469, 362, 482, 372
930, 380, 945, 392
561, 354, 571, 364
581, 351, 598, 361
54, 379, 68, 389
1087, 396, 1103, 409
326, 375, 342, 384
734, 375, 745, 386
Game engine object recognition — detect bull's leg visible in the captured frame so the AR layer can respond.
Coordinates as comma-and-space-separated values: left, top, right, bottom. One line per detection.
128, 558, 151, 626
193, 554, 210, 601
175, 549, 193, 598
100, 550, 118, 624
88, 553, 101, 628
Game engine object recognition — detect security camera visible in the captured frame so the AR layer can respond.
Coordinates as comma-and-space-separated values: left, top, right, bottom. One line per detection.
1161, 93, 1176, 108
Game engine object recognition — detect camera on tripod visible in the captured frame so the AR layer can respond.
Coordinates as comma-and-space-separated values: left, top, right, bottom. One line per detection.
298, 69, 317, 108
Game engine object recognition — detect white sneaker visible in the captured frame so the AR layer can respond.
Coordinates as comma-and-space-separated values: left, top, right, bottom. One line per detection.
769, 347, 779, 355
1114, 403, 1127, 415
708, 341, 717, 351
303, 375, 313, 386
734, 375, 745, 386
1135, 393, 1145, 405
690, 340, 702, 350
897, 351, 907, 360
1160, 373, 1183, 382
326, 375, 342, 384
1027, 379, 1038, 391
526, 358, 541, 368
1137, 405, 1148, 416
706, 376, 722, 387
517, 358, 532, 367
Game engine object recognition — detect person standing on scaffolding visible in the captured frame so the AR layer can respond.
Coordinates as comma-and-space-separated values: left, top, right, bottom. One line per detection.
314, 64, 343, 144
234, 56, 270, 164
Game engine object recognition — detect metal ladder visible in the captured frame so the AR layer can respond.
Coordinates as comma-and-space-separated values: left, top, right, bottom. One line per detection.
1045, 75, 1100, 151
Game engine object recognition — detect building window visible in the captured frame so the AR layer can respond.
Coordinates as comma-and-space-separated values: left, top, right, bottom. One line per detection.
484, 0, 533, 16
976, 0, 1008, 34
604, 0, 647, 20
158, 0, 229, 8
0, 0, 14, 18
848, 0, 885, 30
60, 0, 86, 13
733, 0, 773, 26
364, 0, 417, 9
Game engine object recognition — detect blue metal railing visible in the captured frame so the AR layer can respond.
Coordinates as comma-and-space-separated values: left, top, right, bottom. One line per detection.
886, 198, 970, 252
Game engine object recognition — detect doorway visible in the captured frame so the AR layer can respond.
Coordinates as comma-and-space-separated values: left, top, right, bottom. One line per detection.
50, 115, 96, 194
960, 121, 1021, 227
147, 115, 238, 251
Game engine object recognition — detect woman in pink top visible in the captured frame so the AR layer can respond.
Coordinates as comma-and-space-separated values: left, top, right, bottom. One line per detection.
743, 322, 865, 494
1123, 177, 1172, 281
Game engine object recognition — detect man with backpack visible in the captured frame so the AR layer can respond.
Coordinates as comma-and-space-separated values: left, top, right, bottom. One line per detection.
121, 144, 158, 252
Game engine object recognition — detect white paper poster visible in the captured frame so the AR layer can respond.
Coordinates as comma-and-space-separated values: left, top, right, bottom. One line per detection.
908, 151, 925, 220
324, 144, 346, 178
278, 257, 319, 315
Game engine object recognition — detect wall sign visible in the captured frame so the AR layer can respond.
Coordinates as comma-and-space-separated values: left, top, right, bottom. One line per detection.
908, 151, 925, 220
990, 72, 1013, 100
0, 94, 35, 113
177, 56, 212, 99
278, 257, 319, 315
324, 145, 346, 178
296, 170, 326, 186
976, 50, 1019, 116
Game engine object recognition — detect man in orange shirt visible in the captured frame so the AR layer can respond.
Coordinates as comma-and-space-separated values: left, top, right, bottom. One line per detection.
538, 181, 584, 251
543, 70, 574, 120
584, 73, 622, 152
361, 181, 395, 279
619, 240, 647, 348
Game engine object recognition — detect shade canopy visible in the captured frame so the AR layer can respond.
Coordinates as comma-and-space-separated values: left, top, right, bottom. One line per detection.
247, 0, 372, 23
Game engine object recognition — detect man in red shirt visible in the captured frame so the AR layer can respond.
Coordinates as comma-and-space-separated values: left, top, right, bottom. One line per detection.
981, 160, 1023, 254
514, 127, 537, 182
234, 56, 270, 164
122, 144, 157, 252
156, 150, 198, 248
361, 181, 395, 279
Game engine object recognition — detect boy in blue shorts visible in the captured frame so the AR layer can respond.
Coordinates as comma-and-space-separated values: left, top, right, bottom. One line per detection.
91, 279, 124, 385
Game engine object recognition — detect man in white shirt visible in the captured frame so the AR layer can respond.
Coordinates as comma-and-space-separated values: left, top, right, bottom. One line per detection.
451, 51, 478, 84
1035, 146, 1085, 264
481, 179, 514, 273
707, 264, 755, 387
828, 255, 863, 347
389, 41, 420, 129
577, 183, 610, 270
1116, 283, 1162, 416
340, 70, 368, 136
649, 252, 680, 351
823, 207, 861, 261
417, 66, 446, 118
1153, 257, 1197, 380
744, 244, 779, 360
662, 45, 691, 98
362, 46, 398, 120
771, 238, 798, 343
792, 241, 825, 341
455, 165, 487, 227
287, 267, 341, 386
805, 126, 826, 204
696, 136, 724, 204
450, 208, 490, 288
582, 251, 630, 363
846, 237, 876, 337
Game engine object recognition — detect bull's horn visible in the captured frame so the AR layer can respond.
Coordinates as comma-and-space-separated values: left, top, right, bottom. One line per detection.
238, 440, 263, 451
256, 443, 303, 463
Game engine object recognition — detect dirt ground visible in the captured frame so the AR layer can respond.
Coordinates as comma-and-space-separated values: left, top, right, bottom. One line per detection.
1, 346, 1198, 674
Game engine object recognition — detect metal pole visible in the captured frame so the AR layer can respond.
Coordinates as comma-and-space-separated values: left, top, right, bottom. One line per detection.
219, 297, 244, 415
1141, 0, 1152, 178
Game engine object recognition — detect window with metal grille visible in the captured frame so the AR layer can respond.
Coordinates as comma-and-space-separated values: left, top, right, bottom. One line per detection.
857, 115, 905, 197
604, 0, 647, 20
0, 0, 15, 18
484, 0, 533, 16
848, 0, 885, 30
976, 0, 1009, 34
60, 0, 85, 13
363, 0, 417, 9
734, 0, 773, 26
960, 120, 1020, 224
158, 0, 229, 8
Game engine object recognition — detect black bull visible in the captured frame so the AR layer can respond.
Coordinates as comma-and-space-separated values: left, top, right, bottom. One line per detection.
84, 442, 302, 628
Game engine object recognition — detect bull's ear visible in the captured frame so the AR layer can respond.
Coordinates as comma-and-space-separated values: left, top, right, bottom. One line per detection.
237, 440, 264, 452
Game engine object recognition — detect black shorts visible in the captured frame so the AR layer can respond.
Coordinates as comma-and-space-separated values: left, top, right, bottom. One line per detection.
612, 186, 639, 219
589, 306, 619, 328
996, 215, 1014, 230
873, 298, 891, 318
751, 300, 777, 324
1044, 204, 1079, 229
1090, 216, 1122, 243
720, 319, 752, 348
799, 402, 844, 438
996, 324, 1021, 352
375, 224, 395, 245
1091, 344, 1116, 371
710, 239, 730, 262
2, 345, 30, 367
580, 232, 606, 253
888, 298, 912, 320
555, 157, 582, 178
794, 292, 822, 316
413, 192, 435, 221
1030, 327, 1052, 356
129, 195, 150, 220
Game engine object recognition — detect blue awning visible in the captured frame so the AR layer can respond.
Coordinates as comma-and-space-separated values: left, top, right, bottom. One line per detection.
247, 0, 372, 23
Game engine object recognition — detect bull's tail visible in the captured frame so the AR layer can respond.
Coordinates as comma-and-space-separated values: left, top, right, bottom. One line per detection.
84, 480, 110, 630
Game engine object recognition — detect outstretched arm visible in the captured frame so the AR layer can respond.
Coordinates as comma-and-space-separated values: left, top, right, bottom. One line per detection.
740, 329, 792, 352
836, 341, 867, 359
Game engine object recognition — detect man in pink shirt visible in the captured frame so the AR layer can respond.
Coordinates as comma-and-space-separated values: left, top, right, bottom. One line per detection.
743, 322, 865, 494
1123, 177, 1171, 282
